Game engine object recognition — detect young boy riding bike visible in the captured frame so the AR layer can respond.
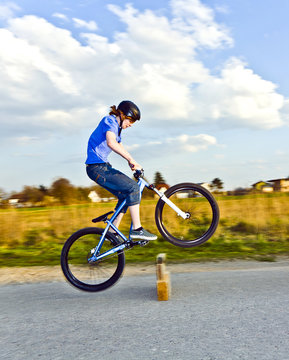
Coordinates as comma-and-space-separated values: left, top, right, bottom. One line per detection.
85, 100, 157, 241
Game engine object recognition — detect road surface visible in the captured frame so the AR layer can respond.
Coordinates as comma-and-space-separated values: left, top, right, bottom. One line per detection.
1, 260, 288, 359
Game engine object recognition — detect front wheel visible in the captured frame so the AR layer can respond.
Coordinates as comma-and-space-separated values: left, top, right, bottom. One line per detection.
155, 183, 219, 248
61, 227, 125, 292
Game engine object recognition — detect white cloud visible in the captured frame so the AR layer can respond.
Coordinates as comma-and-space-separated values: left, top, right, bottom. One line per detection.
0, 2, 20, 20
193, 58, 284, 128
0, 19, 80, 98
177, 133, 217, 152
72, 18, 97, 31
280, 98, 289, 123
125, 144, 140, 151
170, 0, 233, 48
168, 133, 217, 152
215, 5, 230, 15
14, 136, 41, 144
0, 1, 287, 145
52, 13, 69, 22
127, 133, 218, 154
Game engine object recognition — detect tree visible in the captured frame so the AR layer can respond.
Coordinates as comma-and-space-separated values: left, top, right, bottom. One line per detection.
38, 185, 48, 194
50, 178, 76, 205
230, 187, 250, 196
0, 188, 9, 208
21, 186, 45, 203
0, 188, 6, 201
153, 171, 166, 186
75, 186, 91, 202
210, 178, 224, 192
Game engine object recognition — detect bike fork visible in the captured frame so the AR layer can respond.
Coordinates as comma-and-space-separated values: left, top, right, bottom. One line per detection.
152, 187, 190, 219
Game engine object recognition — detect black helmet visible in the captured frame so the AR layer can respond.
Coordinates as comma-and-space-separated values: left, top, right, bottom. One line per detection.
117, 100, 141, 121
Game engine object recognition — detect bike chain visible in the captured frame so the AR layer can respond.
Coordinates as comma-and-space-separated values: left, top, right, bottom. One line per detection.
88, 240, 149, 266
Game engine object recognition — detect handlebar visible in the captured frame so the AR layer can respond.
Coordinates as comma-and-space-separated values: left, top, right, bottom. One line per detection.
133, 169, 144, 180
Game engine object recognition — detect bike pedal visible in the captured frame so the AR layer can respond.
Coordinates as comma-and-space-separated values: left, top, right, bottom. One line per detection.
139, 240, 149, 247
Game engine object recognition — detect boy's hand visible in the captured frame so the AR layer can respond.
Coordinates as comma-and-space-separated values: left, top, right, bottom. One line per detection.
128, 159, 142, 171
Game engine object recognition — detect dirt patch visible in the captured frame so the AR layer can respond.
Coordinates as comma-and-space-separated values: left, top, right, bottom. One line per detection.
0, 257, 288, 285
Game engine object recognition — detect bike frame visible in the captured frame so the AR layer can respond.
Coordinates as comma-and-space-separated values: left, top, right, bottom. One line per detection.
88, 174, 189, 263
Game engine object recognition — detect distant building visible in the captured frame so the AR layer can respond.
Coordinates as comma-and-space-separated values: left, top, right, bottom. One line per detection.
8, 198, 21, 206
268, 178, 289, 192
154, 183, 170, 198
88, 191, 115, 202
252, 178, 289, 192
155, 183, 170, 193
174, 182, 212, 199
198, 182, 211, 191
88, 191, 102, 203
252, 181, 274, 193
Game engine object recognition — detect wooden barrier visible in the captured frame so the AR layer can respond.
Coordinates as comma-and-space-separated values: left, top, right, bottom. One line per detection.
156, 253, 171, 301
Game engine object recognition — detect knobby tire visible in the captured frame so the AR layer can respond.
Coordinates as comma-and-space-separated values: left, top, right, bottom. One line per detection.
155, 183, 219, 248
61, 227, 125, 292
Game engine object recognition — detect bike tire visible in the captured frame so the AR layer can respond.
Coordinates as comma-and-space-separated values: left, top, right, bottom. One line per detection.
155, 183, 219, 248
61, 227, 125, 292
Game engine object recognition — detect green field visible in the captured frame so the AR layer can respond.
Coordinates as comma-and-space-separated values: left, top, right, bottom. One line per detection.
0, 192, 288, 267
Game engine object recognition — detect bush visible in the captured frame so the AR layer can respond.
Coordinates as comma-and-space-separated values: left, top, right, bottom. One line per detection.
229, 221, 258, 234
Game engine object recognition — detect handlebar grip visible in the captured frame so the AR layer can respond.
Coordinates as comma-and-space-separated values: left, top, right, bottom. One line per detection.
133, 169, 144, 179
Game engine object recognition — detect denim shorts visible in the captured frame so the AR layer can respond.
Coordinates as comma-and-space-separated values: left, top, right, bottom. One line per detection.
86, 163, 140, 213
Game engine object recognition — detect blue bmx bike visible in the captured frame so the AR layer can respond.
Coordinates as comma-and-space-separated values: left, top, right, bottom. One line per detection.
61, 170, 219, 292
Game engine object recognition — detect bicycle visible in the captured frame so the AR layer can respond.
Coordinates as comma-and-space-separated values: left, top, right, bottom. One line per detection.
61, 170, 219, 292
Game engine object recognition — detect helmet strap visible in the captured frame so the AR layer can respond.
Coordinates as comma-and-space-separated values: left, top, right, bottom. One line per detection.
118, 113, 124, 137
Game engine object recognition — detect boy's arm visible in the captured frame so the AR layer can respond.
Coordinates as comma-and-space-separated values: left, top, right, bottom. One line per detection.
106, 131, 141, 170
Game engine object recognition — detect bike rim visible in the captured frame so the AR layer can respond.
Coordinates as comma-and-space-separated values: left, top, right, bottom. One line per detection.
65, 233, 122, 288
160, 186, 217, 244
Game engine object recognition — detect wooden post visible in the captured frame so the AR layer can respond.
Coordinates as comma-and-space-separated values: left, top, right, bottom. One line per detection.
156, 253, 171, 301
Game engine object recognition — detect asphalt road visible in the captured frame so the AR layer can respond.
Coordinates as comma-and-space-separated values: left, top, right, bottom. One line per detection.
1, 263, 289, 360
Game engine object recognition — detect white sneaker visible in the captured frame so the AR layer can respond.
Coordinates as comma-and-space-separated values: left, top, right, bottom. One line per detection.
131, 228, 158, 241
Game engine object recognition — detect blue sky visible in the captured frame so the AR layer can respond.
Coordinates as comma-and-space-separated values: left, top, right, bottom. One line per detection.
0, 0, 288, 193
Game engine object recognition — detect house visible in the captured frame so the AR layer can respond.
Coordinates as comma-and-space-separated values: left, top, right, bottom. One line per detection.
252, 178, 289, 192
88, 191, 102, 203
88, 191, 116, 203
268, 178, 289, 192
175, 182, 212, 199
198, 182, 211, 192
252, 181, 274, 193
154, 183, 170, 198
155, 183, 170, 193
8, 198, 23, 207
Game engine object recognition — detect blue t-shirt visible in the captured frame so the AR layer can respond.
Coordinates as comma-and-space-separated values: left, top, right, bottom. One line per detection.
85, 115, 121, 164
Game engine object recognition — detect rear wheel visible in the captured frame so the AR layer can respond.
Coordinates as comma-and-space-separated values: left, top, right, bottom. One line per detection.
155, 183, 219, 247
61, 227, 125, 292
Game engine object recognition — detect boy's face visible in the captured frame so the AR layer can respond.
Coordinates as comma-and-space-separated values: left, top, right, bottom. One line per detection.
122, 118, 135, 129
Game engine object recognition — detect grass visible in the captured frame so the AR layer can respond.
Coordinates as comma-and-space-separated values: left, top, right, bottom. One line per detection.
0, 192, 288, 267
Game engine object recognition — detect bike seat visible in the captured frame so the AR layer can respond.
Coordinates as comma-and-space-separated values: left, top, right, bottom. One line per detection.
92, 211, 114, 223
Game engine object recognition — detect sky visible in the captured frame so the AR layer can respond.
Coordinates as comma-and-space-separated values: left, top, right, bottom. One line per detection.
0, 0, 289, 193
